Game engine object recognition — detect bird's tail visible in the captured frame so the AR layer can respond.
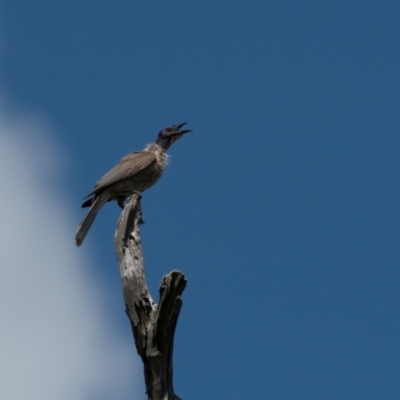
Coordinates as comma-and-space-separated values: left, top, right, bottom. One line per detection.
75, 194, 107, 247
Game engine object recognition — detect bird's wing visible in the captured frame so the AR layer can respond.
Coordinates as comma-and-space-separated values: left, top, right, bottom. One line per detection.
85, 151, 157, 197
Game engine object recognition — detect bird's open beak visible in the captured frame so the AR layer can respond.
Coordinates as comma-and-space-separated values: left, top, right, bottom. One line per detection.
166, 122, 192, 145
171, 122, 192, 136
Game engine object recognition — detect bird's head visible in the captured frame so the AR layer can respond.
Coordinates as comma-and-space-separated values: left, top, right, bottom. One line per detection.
155, 122, 192, 150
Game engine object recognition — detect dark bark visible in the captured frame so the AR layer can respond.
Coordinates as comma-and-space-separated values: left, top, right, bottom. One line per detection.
114, 193, 186, 400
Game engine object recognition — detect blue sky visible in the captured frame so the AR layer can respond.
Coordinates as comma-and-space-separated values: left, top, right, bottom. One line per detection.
1, 2, 400, 399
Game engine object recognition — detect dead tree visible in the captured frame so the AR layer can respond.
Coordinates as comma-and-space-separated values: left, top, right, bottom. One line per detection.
114, 193, 187, 400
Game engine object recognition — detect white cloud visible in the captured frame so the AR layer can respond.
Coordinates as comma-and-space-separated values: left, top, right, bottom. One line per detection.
0, 99, 142, 399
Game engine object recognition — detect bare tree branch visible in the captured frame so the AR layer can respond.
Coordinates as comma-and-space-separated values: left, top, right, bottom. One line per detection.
114, 193, 186, 400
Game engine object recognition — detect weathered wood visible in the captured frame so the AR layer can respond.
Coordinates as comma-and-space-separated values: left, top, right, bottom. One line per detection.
114, 193, 186, 400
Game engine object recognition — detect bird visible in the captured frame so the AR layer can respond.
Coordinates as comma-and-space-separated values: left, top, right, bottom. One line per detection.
75, 122, 192, 246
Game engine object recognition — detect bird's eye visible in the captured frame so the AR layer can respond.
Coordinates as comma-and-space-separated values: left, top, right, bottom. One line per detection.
158, 127, 173, 137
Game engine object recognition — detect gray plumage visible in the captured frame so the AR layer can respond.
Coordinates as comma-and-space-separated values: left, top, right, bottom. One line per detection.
75, 122, 191, 246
